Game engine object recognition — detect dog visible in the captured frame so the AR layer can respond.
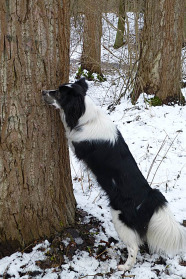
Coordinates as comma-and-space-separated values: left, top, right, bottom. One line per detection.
42, 78, 186, 271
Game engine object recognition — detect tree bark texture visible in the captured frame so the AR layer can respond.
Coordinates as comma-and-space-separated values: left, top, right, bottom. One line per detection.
0, 0, 75, 256
184, 0, 186, 44
81, 0, 102, 74
132, 0, 185, 104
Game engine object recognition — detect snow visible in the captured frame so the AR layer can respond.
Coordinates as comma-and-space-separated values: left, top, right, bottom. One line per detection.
0, 13, 186, 279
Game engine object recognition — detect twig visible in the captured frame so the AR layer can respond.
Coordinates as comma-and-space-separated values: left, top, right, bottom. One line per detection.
150, 132, 180, 186
80, 272, 135, 279
102, 44, 124, 61
95, 248, 107, 259
3, 263, 11, 279
122, 275, 135, 278
80, 272, 108, 279
108, 58, 140, 111
87, 171, 92, 189
80, 164, 84, 193
115, 58, 139, 104
173, 164, 185, 188
92, 191, 101, 203
147, 135, 168, 180
21, 243, 34, 253
102, 14, 119, 32
70, 160, 78, 177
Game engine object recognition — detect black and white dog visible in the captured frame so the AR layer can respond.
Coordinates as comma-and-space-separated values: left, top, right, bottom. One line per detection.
43, 78, 186, 271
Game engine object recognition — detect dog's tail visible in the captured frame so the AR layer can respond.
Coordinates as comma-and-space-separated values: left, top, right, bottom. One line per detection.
146, 205, 186, 255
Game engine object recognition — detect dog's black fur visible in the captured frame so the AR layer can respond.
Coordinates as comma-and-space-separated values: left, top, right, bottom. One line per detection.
73, 132, 166, 237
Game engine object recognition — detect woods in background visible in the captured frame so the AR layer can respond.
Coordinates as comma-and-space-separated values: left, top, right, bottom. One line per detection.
71, 0, 185, 104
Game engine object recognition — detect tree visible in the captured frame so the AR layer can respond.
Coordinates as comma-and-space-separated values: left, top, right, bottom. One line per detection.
131, 0, 185, 104
0, 0, 75, 256
113, 0, 145, 48
81, 0, 102, 75
113, 0, 126, 49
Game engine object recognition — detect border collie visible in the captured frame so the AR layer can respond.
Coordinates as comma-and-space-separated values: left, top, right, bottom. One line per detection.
42, 78, 186, 271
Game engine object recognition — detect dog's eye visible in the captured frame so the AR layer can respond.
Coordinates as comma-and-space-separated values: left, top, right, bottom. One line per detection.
56, 91, 61, 99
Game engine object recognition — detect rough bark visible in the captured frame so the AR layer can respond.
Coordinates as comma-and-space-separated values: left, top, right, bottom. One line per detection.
131, 0, 185, 104
0, 0, 75, 256
81, 0, 102, 74
70, 0, 120, 14
184, 0, 186, 44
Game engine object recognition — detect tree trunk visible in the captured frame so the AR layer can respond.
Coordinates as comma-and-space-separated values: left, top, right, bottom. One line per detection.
0, 0, 75, 257
184, 0, 186, 45
81, 0, 102, 74
114, 0, 126, 49
131, 0, 185, 105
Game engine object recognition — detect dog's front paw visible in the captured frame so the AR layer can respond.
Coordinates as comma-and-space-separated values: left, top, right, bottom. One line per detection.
117, 263, 132, 271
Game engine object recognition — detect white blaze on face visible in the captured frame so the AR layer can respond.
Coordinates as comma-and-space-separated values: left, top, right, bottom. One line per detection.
53, 100, 61, 109
65, 84, 73, 88
44, 90, 60, 109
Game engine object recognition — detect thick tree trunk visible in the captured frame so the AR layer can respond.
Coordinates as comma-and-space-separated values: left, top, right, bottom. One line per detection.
184, 0, 186, 45
131, 0, 185, 104
81, 0, 102, 74
0, 0, 75, 256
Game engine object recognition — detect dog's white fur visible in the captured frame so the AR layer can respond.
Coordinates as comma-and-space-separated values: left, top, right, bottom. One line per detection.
112, 206, 186, 271
60, 96, 118, 145
111, 209, 142, 271
147, 206, 186, 255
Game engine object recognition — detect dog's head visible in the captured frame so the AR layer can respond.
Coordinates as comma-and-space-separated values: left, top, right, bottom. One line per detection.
42, 78, 88, 129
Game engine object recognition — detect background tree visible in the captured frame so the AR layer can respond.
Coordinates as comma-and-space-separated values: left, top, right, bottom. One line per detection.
81, 0, 102, 75
113, 0, 126, 49
131, 0, 185, 104
0, 0, 75, 256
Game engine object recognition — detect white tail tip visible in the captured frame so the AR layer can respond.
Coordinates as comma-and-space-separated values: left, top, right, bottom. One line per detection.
147, 205, 186, 255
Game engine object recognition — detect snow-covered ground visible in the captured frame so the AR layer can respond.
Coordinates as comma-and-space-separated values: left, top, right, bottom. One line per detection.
0, 13, 186, 279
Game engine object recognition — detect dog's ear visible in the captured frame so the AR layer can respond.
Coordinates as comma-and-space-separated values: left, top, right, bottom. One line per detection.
75, 77, 88, 95
59, 85, 71, 92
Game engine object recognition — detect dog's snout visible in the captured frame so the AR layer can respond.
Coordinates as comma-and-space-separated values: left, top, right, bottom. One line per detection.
42, 89, 57, 96
42, 89, 56, 105
42, 90, 48, 96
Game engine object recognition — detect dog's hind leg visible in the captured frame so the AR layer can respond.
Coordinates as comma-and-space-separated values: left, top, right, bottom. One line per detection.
111, 208, 141, 271
118, 244, 138, 271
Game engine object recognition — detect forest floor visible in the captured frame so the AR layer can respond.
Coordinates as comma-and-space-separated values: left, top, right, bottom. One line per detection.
0, 13, 186, 279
